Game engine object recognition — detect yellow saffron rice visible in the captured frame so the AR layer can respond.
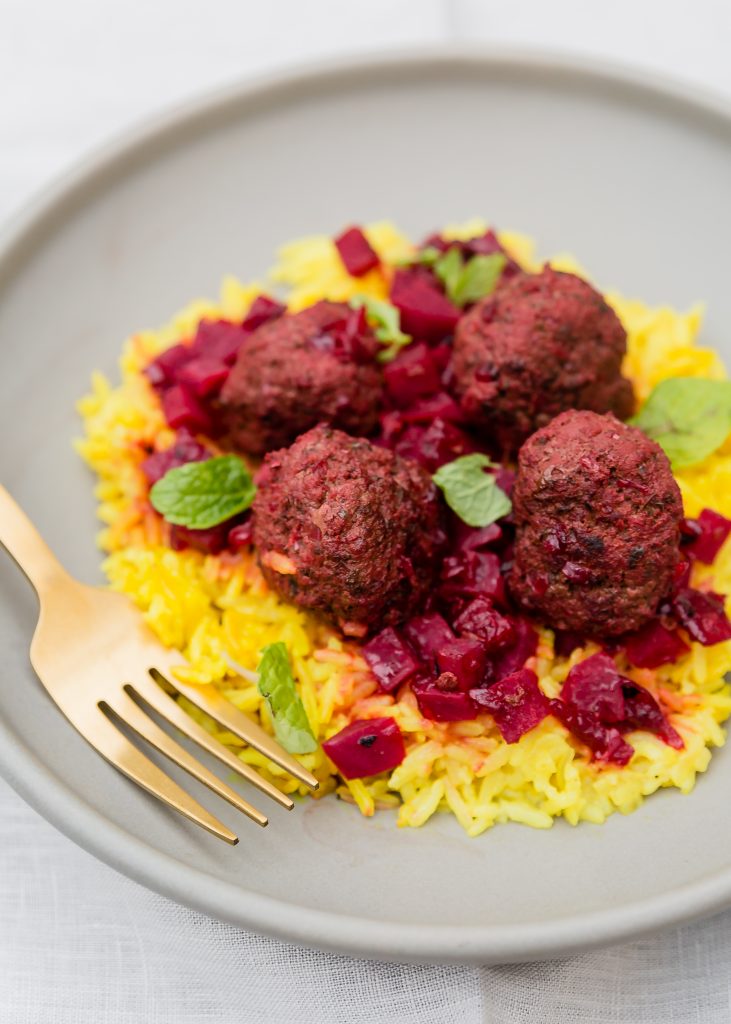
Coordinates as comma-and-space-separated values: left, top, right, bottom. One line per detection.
76, 220, 731, 836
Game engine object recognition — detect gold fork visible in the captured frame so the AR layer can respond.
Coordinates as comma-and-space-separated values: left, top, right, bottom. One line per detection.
0, 484, 318, 844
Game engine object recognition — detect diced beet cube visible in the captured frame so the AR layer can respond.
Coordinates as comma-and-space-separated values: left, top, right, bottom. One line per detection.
463, 230, 503, 257
310, 306, 377, 365
436, 638, 487, 690
555, 657, 682, 755
454, 597, 515, 651
308, 325, 341, 359
420, 233, 450, 253
553, 630, 586, 659
394, 419, 477, 472
680, 517, 703, 543
494, 467, 516, 498
439, 551, 506, 605
432, 342, 452, 372
440, 361, 457, 391
549, 699, 634, 766
143, 362, 166, 388
403, 613, 455, 662
334, 226, 380, 277
144, 343, 192, 390
416, 231, 520, 284
152, 343, 191, 375
561, 653, 627, 723
169, 522, 229, 554
415, 684, 478, 722
430, 422, 478, 464
363, 627, 420, 693
463, 551, 505, 603
565, 650, 683, 738
322, 717, 405, 779
337, 304, 369, 349
672, 588, 731, 646
485, 617, 538, 682
302, 299, 357, 333
161, 385, 213, 433
390, 269, 461, 342
465, 230, 522, 278
227, 520, 253, 551
452, 520, 503, 553
378, 409, 404, 447
141, 452, 174, 486
440, 552, 477, 600
672, 557, 692, 592
683, 509, 731, 564
470, 668, 550, 743
383, 343, 442, 406
619, 684, 683, 749
242, 295, 286, 332
177, 357, 229, 396
191, 320, 249, 365
400, 392, 464, 424
623, 619, 690, 669
141, 430, 210, 485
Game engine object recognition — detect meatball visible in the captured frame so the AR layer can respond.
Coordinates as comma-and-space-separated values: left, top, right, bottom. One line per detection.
252, 424, 445, 635
219, 301, 383, 455
451, 267, 634, 453
509, 410, 683, 636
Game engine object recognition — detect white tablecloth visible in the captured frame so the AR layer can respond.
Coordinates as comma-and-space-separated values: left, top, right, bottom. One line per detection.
3, 2, 731, 1020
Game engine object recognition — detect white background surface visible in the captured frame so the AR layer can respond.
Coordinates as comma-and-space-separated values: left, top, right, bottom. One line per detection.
3, 1, 731, 1021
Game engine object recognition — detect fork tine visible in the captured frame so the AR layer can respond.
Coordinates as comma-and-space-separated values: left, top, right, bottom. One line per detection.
102, 692, 268, 827
81, 708, 239, 844
158, 672, 319, 790
127, 674, 294, 811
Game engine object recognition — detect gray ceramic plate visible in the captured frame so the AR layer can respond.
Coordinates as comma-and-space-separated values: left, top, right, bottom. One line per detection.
2, 50, 731, 965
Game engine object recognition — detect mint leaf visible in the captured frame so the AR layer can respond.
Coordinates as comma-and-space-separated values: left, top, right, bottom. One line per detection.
351, 295, 411, 363
396, 246, 442, 268
629, 377, 731, 469
451, 253, 506, 306
433, 453, 512, 527
434, 247, 464, 302
257, 642, 318, 754
150, 454, 256, 528
435, 250, 505, 307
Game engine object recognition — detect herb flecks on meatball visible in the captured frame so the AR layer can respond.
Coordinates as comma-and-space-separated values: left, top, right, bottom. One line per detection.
509, 410, 683, 636
219, 301, 383, 456
451, 267, 634, 454
252, 424, 446, 635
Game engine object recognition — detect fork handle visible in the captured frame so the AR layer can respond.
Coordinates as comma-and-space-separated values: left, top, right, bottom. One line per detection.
0, 485, 69, 593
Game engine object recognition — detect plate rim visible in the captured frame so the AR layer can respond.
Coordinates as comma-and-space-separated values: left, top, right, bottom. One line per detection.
2, 45, 731, 963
